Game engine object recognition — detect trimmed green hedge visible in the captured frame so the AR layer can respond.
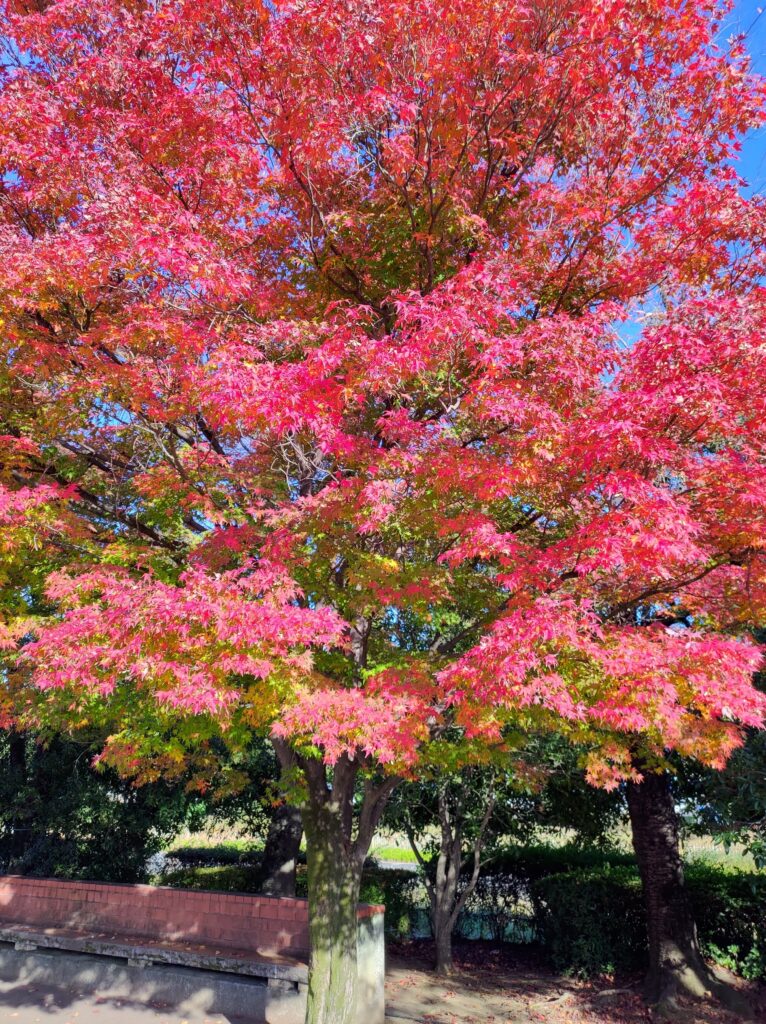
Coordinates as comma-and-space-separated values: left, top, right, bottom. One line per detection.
532, 862, 766, 980
359, 868, 427, 938
164, 843, 264, 867
531, 865, 646, 976
687, 865, 766, 981
487, 843, 636, 881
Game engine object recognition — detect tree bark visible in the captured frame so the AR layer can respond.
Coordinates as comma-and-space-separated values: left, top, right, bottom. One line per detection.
269, 741, 397, 1024
626, 771, 719, 1009
431, 794, 461, 975
433, 909, 455, 975
8, 731, 25, 773
302, 799, 362, 1024
259, 801, 303, 897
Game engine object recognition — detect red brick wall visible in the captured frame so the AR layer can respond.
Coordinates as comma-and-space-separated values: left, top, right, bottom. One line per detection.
0, 875, 382, 957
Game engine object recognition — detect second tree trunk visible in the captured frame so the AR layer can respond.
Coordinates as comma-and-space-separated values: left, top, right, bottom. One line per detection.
626, 770, 713, 1007
259, 802, 303, 897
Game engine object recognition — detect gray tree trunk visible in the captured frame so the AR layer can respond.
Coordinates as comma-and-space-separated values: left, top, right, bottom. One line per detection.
270, 742, 397, 1024
406, 783, 495, 976
302, 796, 362, 1024
259, 802, 303, 897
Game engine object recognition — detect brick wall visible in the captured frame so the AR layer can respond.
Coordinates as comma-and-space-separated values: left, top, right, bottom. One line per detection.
0, 875, 383, 958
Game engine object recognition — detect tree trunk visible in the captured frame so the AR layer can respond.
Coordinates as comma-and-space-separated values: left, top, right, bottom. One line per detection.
433, 908, 454, 975
626, 771, 717, 1009
270, 740, 397, 1024
302, 801, 362, 1024
259, 802, 303, 897
422, 782, 495, 976
430, 821, 460, 975
8, 731, 25, 773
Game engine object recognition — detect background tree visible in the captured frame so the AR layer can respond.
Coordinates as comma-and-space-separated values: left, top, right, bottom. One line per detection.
678, 631, 766, 870
686, 734, 766, 869
383, 737, 622, 975
1, 3, 766, 1022
526, 737, 626, 849
0, 730, 202, 881
200, 738, 305, 896
386, 765, 500, 975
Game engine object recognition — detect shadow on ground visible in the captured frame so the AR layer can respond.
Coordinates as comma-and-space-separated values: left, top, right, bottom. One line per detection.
0, 952, 249, 1024
0, 939, 762, 1024
0, 978, 240, 1024
385, 942, 766, 1024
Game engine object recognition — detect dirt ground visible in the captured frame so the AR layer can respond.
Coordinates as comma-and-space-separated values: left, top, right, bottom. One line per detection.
384, 943, 766, 1024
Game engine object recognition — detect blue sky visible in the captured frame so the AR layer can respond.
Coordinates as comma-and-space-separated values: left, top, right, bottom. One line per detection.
732, 1, 766, 193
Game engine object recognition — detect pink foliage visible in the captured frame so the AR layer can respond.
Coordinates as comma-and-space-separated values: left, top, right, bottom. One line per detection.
0, 0, 765, 783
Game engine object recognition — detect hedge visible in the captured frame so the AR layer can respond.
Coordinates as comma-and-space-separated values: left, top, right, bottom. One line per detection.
485, 843, 636, 881
531, 865, 646, 976
532, 862, 766, 980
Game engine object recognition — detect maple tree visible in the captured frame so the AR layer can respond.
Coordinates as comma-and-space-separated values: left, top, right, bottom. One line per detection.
1, 0, 766, 1019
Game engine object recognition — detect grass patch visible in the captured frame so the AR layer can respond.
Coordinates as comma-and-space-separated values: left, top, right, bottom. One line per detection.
166, 837, 263, 854
369, 845, 419, 864
682, 836, 759, 872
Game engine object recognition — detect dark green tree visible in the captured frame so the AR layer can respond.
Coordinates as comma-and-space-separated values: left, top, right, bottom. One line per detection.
0, 731, 201, 882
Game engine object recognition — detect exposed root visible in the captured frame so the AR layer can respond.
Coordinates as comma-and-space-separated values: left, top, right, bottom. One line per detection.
647, 961, 755, 1019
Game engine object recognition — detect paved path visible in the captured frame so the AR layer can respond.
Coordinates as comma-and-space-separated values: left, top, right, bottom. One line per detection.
0, 977, 240, 1024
